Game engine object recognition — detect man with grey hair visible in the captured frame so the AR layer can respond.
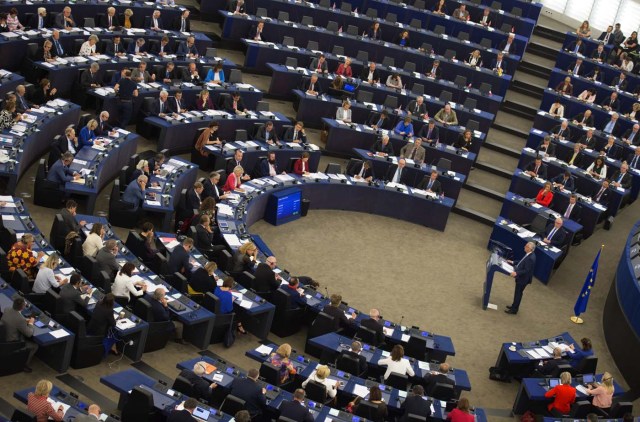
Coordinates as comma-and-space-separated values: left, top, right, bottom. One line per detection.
95, 111, 113, 137
505, 241, 536, 315
153, 90, 172, 117
95, 239, 119, 280
128, 38, 147, 55
279, 389, 313, 422
100, 7, 120, 30
55, 6, 75, 28
15, 85, 34, 113
122, 174, 148, 211
47, 152, 80, 187
370, 134, 394, 156
74, 404, 101, 422
81, 62, 102, 90
31, 7, 47, 29
176, 360, 218, 403
149, 287, 186, 344
361, 308, 385, 346
132, 60, 154, 83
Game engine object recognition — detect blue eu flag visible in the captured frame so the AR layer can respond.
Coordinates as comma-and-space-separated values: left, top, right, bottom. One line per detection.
573, 246, 603, 317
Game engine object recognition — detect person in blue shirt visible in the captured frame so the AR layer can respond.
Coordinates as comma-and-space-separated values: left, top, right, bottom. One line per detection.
214, 276, 247, 333
283, 277, 307, 309
78, 119, 101, 148
205, 63, 225, 83
122, 174, 148, 211
568, 337, 594, 368
47, 152, 79, 187
176, 36, 199, 58
394, 116, 414, 137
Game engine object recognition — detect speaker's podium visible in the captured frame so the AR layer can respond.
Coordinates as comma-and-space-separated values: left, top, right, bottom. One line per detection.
483, 241, 515, 310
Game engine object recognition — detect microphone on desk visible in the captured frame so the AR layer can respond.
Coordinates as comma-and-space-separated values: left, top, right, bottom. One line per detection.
324, 286, 330, 298
399, 315, 405, 329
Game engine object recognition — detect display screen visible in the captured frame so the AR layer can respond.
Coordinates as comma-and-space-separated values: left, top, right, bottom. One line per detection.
275, 190, 301, 220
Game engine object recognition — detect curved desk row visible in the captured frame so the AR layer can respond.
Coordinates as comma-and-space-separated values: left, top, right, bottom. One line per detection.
604, 220, 640, 401
562, 32, 614, 58
0, 70, 24, 99
64, 131, 139, 214
267, 62, 503, 114
0, 100, 81, 196
0, 27, 212, 71
323, 117, 481, 167
90, 80, 256, 126
146, 111, 292, 154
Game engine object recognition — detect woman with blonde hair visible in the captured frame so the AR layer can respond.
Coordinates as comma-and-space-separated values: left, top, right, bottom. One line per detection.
544, 371, 576, 416
231, 241, 257, 274
268, 343, 297, 384
79, 119, 100, 148
33, 253, 68, 293
123, 9, 134, 29
28, 379, 65, 422
587, 372, 614, 411
223, 165, 245, 192
302, 364, 338, 399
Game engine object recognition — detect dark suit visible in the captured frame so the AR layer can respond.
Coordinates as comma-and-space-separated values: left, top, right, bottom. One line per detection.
300, 77, 322, 95
15, 95, 31, 114
423, 372, 455, 396
399, 395, 432, 422
418, 124, 440, 142
106, 41, 126, 56
80, 70, 102, 89
611, 171, 632, 189
416, 177, 442, 195
167, 409, 196, 422
360, 67, 380, 82
544, 224, 566, 248
309, 58, 328, 73
29, 14, 48, 29
202, 178, 221, 202
591, 48, 607, 62
176, 42, 199, 57
122, 179, 144, 211
537, 143, 556, 157
168, 245, 192, 275
248, 25, 267, 42
223, 96, 246, 113
385, 165, 412, 185
60, 207, 80, 233
179, 369, 214, 402
538, 358, 571, 376
598, 31, 615, 45
126, 42, 148, 55
226, 159, 244, 176
283, 127, 307, 143
601, 96, 620, 111
99, 14, 121, 28
86, 303, 116, 336
406, 100, 427, 117
490, 58, 508, 74
627, 153, 640, 170
622, 129, 640, 145
557, 201, 581, 221
59, 284, 88, 314
370, 140, 394, 155
568, 61, 584, 76
189, 267, 217, 293
322, 304, 355, 331
525, 161, 548, 179
602, 143, 620, 159
258, 159, 279, 177
510, 252, 536, 312
172, 16, 191, 32
279, 400, 313, 422
255, 125, 279, 143
341, 350, 368, 375
229, 377, 266, 417
47, 159, 75, 187
151, 99, 174, 116
95, 119, 113, 137
96, 247, 118, 280
425, 63, 442, 78
611, 76, 628, 91
577, 135, 597, 149
360, 317, 385, 345
565, 41, 584, 55
551, 174, 575, 192
550, 125, 571, 140
194, 224, 214, 251
592, 185, 611, 205
348, 162, 374, 180
148, 16, 164, 29
572, 112, 594, 127
367, 113, 392, 130
185, 188, 201, 211
253, 263, 280, 293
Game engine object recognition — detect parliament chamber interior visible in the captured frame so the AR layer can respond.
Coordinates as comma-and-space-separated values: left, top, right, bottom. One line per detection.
1, 0, 640, 420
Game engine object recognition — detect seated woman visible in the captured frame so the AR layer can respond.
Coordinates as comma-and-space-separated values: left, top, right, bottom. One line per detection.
394, 116, 414, 137
86, 293, 119, 355
394, 30, 410, 47
386, 72, 402, 89
466, 50, 482, 67
130, 159, 150, 183
586, 156, 607, 179
41, 40, 57, 63
140, 222, 159, 261
231, 241, 257, 275
78, 119, 101, 148
195, 121, 224, 157
82, 222, 104, 257
31, 78, 58, 105
205, 63, 225, 84
268, 343, 298, 384
626, 102, 640, 120
302, 364, 338, 401
190, 261, 218, 293
454, 129, 473, 151
548, 98, 564, 118
568, 337, 593, 367
196, 89, 215, 111
586, 372, 614, 413
335, 58, 353, 77
367, 22, 381, 40
555, 77, 573, 96
330, 75, 344, 92
112, 262, 147, 303
535, 182, 554, 207
8, 234, 44, 279
433, 0, 447, 15
446, 397, 474, 422
576, 20, 591, 38
214, 276, 246, 333
33, 253, 68, 294
28, 379, 65, 422
223, 165, 244, 192
294, 152, 311, 175
0, 100, 21, 130
378, 345, 415, 380
544, 371, 576, 416
577, 88, 596, 103
348, 386, 388, 422
336, 100, 352, 123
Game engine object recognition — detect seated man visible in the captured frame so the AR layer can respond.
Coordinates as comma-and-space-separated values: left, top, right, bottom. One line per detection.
418, 119, 440, 144
149, 288, 186, 344
423, 362, 455, 397
601, 92, 620, 112
229, 369, 266, 419
399, 138, 425, 164
186, 182, 204, 211
253, 256, 281, 293
182, 63, 202, 84
577, 129, 597, 150
284, 121, 307, 143
622, 124, 640, 146
283, 277, 307, 309
550, 120, 570, 140
536, 347, 570, 376
131, 61, 154, 83
106, 35, 126, 56
226, 150, 250, 180
1, 297, 38, 372
279, 389, 313, 422
360, 62, 380, 84
301, 73, 321, 96
168, 237, 194, 276
122, 174, 148, 211
406, 96, 427, 119
257, 152, 281, 177
537, 135, 556, 157
370, 135, 394, 156
100, 7, 120, 29
557, 194, 581, 221
610, 162, 632, 189
543, 218, 566, 248
152, 90, 173, 117
385, 158, 411, 185
524, 156, 548, 179
434, 104, 458, 126
348, 160, 374, 182
342, 341, 368, 375
399, 385, 432, 421
95, 240, 119, 281
360, 308, 385, 346
127, 38, 148, 55
47, 152, 80, 188
224, 92, 246, 114
571, 109, 594, 127
172, 90, 189, 113
176, 36, 199, 58
552, 171, 575, 192
159, 62, 179, 84
367, 110, 392, 130
309, 54, 328, 74
178, 361, 218, 403
322, 293, 356, 331
149, 9, 164, 30
416, 170, 442, 195
255, 121, 279, 145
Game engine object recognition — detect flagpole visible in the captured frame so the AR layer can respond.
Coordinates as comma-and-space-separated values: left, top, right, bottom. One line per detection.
570, 245, 604, 324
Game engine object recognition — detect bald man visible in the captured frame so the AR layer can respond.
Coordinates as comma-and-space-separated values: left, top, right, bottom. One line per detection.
361, 308, 385, 346
74, 404, 101, 421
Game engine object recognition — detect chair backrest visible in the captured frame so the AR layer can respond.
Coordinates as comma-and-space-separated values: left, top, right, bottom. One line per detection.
480, 38, 492, 49
354, 400, 379, 420
405, 334, 427, 360
282, 36, 295, 47
277, 11, 289, 21
235, 129, 248, 142
259, 361, 282, 386
366, 8, 378, 18
386, 372, 409, 390
412, 83, 425, 96
285, 57, 298, 68
301, 16, 313, 26
340, 2, 351, 12
356, 50, 368, 62
220, 394, 247, 415
356, 325, 378, 344
430, 382, 455, 401
256, 101, 270, 112
609, 402, 633, 418
414, 0, 425, 7
356, 90, 373, 104
172, 375, 194, 397
511, 6, 522, 16
346, 159, 363, 176
491, 1, 502, 9
325, 163, 341, 174
404, 62, 416, 73
304, 379, 327, 402
307, 312, 336, 339
444, 49, 456, 60
256, 8, 268, 17
329, 46, 343, 57
433, 25, 445, 35
347, 25, 358, 36
386, 13, 397, 23
382, 57, 395, 67
457, 31, 469, 41
501, 23, 512, 33
84, 17, 96, 27
65, 311, 88, 337
336, 352, 362, 376
479, 83, 492, 95
551, 364, 575, 378
530, 214, 548, 236
229, 69, 243, 84
134, 297, 154, 322
410, 18, 422, 29
466, 120, 479, 133
11, 409, 37, 422
439, 91, 452, 104
570, 400, 591, 418
384, 96, 398, 109
454, 75, 467, 88
319, 0, 330, 7
307, 40, 319, 51
576, 355, 597, 375
122, 386, 154, 421
463, 98, 477, 110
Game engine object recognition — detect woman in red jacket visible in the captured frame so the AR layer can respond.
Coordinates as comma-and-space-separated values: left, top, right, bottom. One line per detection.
544, 371, 576, 416
223, 165, 244, 192
294, 152, 311, 175
446, 397, 474, 422
535, 182, 554, 207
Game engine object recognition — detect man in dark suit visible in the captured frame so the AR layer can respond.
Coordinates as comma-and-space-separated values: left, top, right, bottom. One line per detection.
627, 147, 640, 170
223, 92, 246, 114
60, 199, 84, 233
416, 170, 442, 195
601, 136, 621, 159
185, 182, 203, 211
385, 159, 412, 185
248, 21, 267, 42
255, 121, 280, 144
537, 136, 556, 157
568, 58, 584, 76
283, 277, 307, 309
309, 54, 329, 74
100, 7, 121, 29
95, 240, 119, 281
505, 241, 536, 315
30, 8, 48, 30
601, 92, 620, 112
552, 171, 575, 192
0, 297, 38, 371
322, 294, 356, 332
149, 288, 186, 343
59, 274, 90, 314
425, 59, 442, 79
367, 110, 392, 130
577, 129, 597, 150
122, 175, 147, 211
80, 63, 102, 91
168, 237, 194, 276
524, 156, 548, 180
167, 398, 198, 422
370, 135, 394, 156
202, 171, 225, 202
406, 96, 427, 119
229, 369, 266, 418
54, 127, 80, 156
360, 308, 385, 346
257, 152, 281, 177
50, 30, 66, 57
361, 62, 381, 83
399, 385, 432, 422
178, 362, 217, 403
55, 6, 75, 28
592, 180, 611, 206
47, 152, 79, 188
598, 26, 615, 45
602, 114, 620, 136
279, 389, 313, 422
490, 52, 507, 74
536, 348, 571, 376
149, 9, 164, 30
151, 90, 173, 117
106, 35, 126, 56
565, 38, 584, 55
610, 72, 628, 91
226, 149, 249, 178
557, 194, 581, 222
300, 74, 322, 96
176, 36, 199, 58
95, 111, 113, 137
498, 32, 516, 54
622, 124, 640, 146
610, 163, 632, 189
284, 121, 307, 143
14, 85, 33, 114
158, 62, 179, 84
172, 9, 191, 32
418, 120, 440, 144
550, 121, 570, 141
591, 43, 607, 62
127, 38, 148, 55
543, 218, 566, 248
571, 110, 594, 128
253, 256, 281, 293
348, 160, 374, 181
423, 363, 455, 398
340, 341, 368, 376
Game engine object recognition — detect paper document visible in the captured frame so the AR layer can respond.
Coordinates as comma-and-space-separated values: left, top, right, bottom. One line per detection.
255, 345, 273, 355
352, 384, 370, 398
47, 398, 70, 414
116, 318, 136, 330
49, 329, 69, 339
382, 327, 394, 336
239, 300, 253, 309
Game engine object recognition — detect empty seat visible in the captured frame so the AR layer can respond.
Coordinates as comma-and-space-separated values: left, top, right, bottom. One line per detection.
256, 101, 270, 112
454, 75, 467, 87
439, 91, 452, 104
332, 45, 345, 56
382, 57, 395, 67
256, 7, 268, 17
457, 31, 469, 41
340, 2, 352, 12
356, 50, 368, 62
479, 83, 492, 95
365, 8, 378, 18
277, 11, 289, 21
480, 38, 492, 49
384, 96, 398, 109
301, 16, 313, 26
386, 13, 397, 23
347, 25, 359, 36
307, 40, 319, 51
228, 69, 243, 84
404, 62, 416, 73
205, 47, 217, 58
356, 91, 374, 103
282, 36, 295, 47
285, 57, 298, 68
511, 7, 522, 17
466, 120, 479, 132
410, 18, 422, 29
412, 83, 425, 96
327, 21, 339, 32
491, 1, 502, 9
444, 49, 456, 59
433, 25, 445, 35
463, 98, 477, 110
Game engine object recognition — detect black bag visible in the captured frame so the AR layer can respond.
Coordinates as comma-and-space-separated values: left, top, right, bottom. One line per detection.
223, 314, 236, 348
489, 366, 511, 382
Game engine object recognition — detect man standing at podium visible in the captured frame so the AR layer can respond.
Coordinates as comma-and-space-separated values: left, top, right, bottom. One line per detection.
505, 242, 536, 315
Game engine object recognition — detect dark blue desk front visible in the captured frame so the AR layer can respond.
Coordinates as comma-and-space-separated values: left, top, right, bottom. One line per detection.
0, 71, 24, 100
